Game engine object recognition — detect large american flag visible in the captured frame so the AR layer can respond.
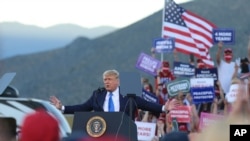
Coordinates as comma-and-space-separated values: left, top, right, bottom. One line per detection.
162, 0, 216, 67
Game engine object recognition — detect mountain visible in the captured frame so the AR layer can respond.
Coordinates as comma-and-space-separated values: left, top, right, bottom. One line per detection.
1, 0, 250, 105
0, 22, 117, 59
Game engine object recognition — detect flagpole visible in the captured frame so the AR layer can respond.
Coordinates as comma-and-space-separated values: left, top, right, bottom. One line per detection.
161, 53, 164, 62
161, 0, 167, 62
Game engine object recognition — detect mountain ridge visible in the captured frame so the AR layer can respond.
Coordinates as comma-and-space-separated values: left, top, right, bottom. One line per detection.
0, 22, 117, 59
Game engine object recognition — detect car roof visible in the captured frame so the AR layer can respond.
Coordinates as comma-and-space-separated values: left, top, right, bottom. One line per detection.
0, 97, 72, 137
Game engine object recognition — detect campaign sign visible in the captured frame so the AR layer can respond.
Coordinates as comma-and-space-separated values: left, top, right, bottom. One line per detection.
135, 52, 162, 76
153, 38, 175, 53
173, 61, 195, 77
167, 79, 190, 97
135, 121, 156, 141
159, 76, 171, 86
226, 84, 239, 103
141, 89, 159, 103
195, 68, 218, 82
190, 78, 215, 104
199, 112, 224, 131
169, 106, 191, 123
213, 28, 235, 44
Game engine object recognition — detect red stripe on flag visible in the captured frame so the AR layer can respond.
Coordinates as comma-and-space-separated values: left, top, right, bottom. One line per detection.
162, 0, 216, 67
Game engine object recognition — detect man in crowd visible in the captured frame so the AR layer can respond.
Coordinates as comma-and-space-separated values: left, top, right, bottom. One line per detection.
216, 41, 235, 94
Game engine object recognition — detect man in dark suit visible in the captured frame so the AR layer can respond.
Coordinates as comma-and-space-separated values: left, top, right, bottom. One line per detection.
50, 69, 177, 119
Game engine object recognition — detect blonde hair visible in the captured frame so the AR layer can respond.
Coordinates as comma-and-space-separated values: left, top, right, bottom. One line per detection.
103, 69, 119, 79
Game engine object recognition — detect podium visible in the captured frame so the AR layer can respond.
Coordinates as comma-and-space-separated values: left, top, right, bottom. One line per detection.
69, 112, 138, 141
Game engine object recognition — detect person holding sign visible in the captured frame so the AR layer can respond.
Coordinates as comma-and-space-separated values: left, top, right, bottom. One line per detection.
156, 61, 176, 103
224, 64, 242, 115
192, 80, 250, 141
196, 58, 206, 69
166, 92, 199, 133
216, 41, 235, 94
211, 81, 226, 115
141, 77, 154, 93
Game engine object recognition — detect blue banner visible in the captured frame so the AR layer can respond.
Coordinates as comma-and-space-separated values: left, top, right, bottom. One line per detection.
195, 68, 218, 82
213, 28, 235, 44
173, 61, 195, 77
141, 89, 159, 103
191, 87, 215, 104
153, 38, 175, 53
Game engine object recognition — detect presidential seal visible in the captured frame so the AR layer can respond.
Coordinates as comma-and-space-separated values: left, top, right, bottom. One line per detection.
86, 116, 106, 137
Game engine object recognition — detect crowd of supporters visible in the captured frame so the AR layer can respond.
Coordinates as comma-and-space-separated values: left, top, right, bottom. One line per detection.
135, 38, 250, 141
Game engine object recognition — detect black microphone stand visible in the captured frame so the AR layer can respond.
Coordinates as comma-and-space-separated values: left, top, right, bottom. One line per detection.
126, 93, 136, 141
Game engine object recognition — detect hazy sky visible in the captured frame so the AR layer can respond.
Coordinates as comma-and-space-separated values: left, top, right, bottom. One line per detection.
0, 0, 192, 28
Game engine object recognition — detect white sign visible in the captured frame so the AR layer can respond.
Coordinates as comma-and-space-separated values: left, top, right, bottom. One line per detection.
135, 121, 156, 141
226, 84, 239, 103
190, 78, 214, 87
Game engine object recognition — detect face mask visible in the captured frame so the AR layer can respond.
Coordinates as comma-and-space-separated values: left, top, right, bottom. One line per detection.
197, 63, 205, 68
224, 54, 232, 62
162, 67, 170, 74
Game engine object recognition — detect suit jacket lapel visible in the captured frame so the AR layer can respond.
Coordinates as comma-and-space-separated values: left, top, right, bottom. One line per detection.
96, 90, 107, 111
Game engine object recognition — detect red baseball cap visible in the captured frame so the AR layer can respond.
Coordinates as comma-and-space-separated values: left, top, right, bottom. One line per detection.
19, 109, 60, 141
224, 48, 232, 53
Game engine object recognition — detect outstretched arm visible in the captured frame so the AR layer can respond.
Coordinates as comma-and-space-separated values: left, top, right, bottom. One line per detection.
232, 63, 239, 80
216, 41, 223, 66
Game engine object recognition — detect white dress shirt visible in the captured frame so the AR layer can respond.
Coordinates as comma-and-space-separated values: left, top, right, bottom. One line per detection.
103, 87, 120, 112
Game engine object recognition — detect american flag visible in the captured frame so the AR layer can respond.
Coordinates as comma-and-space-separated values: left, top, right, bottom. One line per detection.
162, 0, 216, 67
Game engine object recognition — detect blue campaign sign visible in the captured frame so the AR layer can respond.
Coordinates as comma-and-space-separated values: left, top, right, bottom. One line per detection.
213, 28, 235, 44
173, 61, 195, 77
191, 87, 215, 104
153, 38, 175, 53
195, 68, 218, 82
141, 89, 159, 103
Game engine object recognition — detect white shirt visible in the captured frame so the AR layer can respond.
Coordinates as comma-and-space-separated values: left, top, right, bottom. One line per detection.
218, 60, 235, 94
103, 87, 120, 112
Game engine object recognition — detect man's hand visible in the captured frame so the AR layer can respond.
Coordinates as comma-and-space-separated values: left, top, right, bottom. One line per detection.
164, 99, 180, 111
216, 41, 223, 65
50, 96, 63, 110
235, 58, 241, 67
218, 41, 223, 49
